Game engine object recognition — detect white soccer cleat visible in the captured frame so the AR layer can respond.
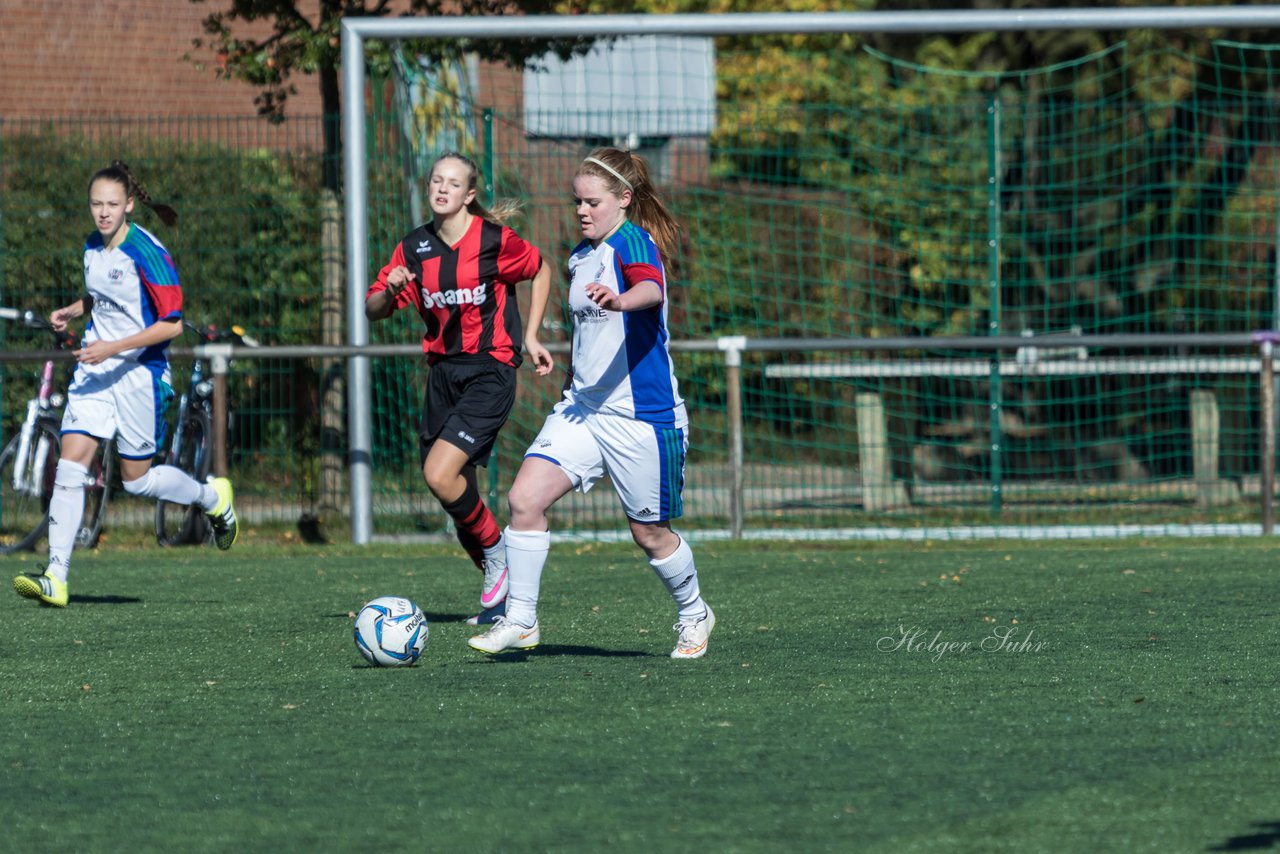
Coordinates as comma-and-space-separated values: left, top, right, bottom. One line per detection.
467, 616, 540, 654
671, 604, 715, 659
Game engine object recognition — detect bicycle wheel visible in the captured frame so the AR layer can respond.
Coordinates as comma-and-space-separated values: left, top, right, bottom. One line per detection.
156, 407, 213, 546
76, 439, 115, 549
0, 420, 61, 554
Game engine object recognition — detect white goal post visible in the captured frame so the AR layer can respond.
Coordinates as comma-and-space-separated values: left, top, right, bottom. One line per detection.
341, 6, 1280, 544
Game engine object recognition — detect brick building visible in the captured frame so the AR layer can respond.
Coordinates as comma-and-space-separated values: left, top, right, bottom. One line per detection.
1, 0, 327, 146
0, 0, 326, 116
0, 1, 711, 184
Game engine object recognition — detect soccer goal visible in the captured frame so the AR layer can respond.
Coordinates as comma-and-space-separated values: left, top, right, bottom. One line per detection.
342, 7, 1280, 545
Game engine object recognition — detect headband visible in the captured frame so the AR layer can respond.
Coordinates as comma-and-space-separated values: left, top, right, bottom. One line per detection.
583, 157, 633, 191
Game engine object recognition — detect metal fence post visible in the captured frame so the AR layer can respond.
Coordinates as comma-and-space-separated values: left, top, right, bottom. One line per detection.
718, 336, 747, 539
483, 108, 495, 204
202, 343, 234, 478
986, 90, 1004, 516
1258, 335, 1276, 535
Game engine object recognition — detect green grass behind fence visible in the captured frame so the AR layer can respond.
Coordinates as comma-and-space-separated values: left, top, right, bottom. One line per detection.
2, 539, 1278, 852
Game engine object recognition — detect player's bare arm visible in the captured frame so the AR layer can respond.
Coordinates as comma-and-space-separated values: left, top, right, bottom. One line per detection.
524, 260, 554, 376
585, 279, 662, 313
75, 317, 183, 366
366, 265, 415, 321
50, 296, 91, 331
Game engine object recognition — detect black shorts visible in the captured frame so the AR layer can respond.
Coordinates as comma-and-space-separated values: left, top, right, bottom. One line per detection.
419, 356, 517, 467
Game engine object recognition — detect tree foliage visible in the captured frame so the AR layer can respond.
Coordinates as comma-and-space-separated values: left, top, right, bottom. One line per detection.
186, 0, 598, 115
187, 0, 600, 187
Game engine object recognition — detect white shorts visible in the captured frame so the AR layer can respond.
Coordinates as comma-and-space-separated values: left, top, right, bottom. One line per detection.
525, 398, 687, 523
62, 361, 174, 460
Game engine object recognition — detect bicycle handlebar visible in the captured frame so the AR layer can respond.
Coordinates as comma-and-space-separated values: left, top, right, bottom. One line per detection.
0, 307, 260, 352
182, 321, 260, 348
0, 307, 77, 349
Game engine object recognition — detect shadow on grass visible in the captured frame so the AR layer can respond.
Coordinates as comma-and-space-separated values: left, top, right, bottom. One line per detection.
349, 646, 651, 668
69, 594, 143, 605
424, 612, 482, 625
1209, 820, 1280, 851
471, 644, 652, 660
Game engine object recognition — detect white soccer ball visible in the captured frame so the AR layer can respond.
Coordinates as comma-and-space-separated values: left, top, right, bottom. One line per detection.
353, 596, 429, 667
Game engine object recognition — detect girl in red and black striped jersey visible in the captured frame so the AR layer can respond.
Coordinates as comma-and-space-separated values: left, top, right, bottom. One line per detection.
365, 152, 552, 623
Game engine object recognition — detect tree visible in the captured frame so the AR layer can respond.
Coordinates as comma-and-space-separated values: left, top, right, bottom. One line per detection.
187, 0, 587, 191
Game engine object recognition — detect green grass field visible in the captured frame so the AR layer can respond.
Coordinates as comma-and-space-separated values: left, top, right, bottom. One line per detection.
3, 536, 1279, 852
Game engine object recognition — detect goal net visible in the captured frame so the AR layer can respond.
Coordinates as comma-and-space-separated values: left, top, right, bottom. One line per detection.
343, 10, 1280, 542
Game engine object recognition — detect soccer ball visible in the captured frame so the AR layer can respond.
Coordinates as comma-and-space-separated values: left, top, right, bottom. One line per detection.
353, 596, 429, 667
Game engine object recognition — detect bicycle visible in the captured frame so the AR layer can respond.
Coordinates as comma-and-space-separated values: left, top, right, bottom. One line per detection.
155, 321, 256, 546
0, 308, 114, 554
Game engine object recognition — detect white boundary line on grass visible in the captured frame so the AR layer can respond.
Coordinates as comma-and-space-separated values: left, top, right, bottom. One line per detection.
374, 523, 1263, 545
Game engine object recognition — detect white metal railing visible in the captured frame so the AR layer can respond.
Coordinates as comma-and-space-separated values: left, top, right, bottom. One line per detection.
6, 331, 1279, 542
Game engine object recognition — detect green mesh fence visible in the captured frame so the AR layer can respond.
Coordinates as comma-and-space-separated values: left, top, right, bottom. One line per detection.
367, 37, 1280, 536
4, 36, 1280, 540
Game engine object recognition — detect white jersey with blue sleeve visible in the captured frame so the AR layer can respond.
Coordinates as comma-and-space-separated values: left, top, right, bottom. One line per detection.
63, 223, 183, 458
81, 222, 183, 377
565, 220, 687, 428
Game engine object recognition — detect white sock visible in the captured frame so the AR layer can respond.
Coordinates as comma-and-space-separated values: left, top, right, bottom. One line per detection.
482, 531, 506, 565
122, 464, 215, 509
649, 536, 706, 621
504, 527, 550, 628
45, 459, 88, 582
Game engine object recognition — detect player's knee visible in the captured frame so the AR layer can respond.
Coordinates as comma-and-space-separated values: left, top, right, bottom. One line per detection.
630, 521, 675, 555
423, 470, 455, 498
506, 481, 544, 525
421, 456, 465, 498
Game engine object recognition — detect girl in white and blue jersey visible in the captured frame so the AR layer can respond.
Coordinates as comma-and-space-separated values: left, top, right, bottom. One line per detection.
13, 162, 238, 609
469, 148, 715, 660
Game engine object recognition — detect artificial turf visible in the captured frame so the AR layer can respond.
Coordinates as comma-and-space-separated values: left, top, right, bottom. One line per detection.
2, 537, 1278, 852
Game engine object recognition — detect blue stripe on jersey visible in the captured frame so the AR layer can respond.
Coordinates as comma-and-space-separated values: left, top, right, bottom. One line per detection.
609, 222, 677, 423
615, 221, 661, 267
120, 225, 180, 328
121, 225, 180, 285
622, 302, 675, 425
119, 225, 181, 368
